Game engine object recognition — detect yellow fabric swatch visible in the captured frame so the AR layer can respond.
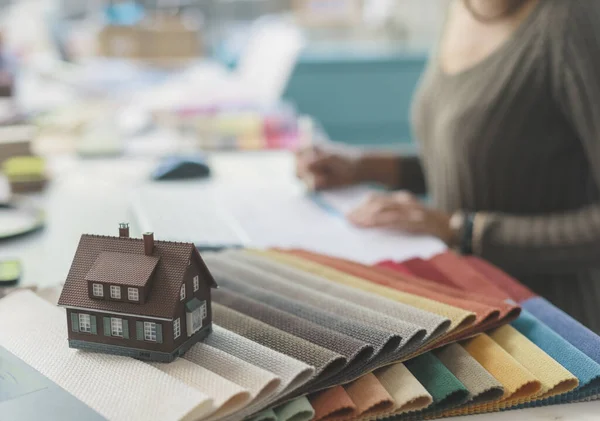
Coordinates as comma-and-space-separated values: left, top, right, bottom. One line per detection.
489, 325, 579, 399
441, 334, 542, 417
251, 250, 476, 335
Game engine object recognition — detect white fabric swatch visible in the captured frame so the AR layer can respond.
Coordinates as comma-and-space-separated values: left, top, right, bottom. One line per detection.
206, 325, 315, 420
0, 291, 214, 421
150, 359, 252, 420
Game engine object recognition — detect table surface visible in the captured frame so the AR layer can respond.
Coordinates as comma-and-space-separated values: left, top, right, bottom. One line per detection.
2, 151, 599, 420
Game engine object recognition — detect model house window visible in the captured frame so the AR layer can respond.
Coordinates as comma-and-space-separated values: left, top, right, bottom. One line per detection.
144, 322, 157, 342
128, 288, 139, 301
79, 314, 92, 333
110, 286, 121, 299
193, 276, 199, 292
92, 283, 103, 297
111, 318, 123, 337
201, 301, 207, 319
173, 318, 181, 339
180, 284, 186, 301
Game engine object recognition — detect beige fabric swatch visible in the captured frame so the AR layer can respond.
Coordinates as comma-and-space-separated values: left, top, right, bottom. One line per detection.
0, 291, 214, 421
150, 359, 251, 420
374, 363, 433, 414
185, 342, 282, 410
207, 325, 315, 420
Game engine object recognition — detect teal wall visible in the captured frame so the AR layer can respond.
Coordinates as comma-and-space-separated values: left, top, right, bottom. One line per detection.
216, 44, 429, 147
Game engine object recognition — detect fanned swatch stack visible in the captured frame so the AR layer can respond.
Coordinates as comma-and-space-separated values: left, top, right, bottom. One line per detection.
202, 248, 600, 421
2, 248, 599, 421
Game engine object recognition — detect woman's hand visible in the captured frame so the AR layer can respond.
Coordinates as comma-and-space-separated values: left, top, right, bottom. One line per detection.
347, 191, 456, 245
295, 147, 361, 190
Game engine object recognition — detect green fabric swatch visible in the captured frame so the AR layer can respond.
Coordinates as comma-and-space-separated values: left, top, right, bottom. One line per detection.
274, 396, 315, 421
404, 353, 470, 413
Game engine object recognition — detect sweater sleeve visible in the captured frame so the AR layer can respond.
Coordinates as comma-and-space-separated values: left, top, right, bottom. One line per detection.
474, 0, 600, 274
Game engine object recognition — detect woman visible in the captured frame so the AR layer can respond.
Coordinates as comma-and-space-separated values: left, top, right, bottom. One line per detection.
296, 0, 600, 333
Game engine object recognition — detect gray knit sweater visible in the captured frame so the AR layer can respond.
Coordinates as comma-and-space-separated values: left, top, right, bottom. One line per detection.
406, 0, 600, 332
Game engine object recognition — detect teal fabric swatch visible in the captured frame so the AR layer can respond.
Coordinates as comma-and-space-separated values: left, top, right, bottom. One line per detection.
274, 396, 315, 421
512, 310, 600, 405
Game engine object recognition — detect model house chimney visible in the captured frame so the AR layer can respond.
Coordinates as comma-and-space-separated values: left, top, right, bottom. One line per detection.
119, 223, 130, 238
143, 232, 154, 256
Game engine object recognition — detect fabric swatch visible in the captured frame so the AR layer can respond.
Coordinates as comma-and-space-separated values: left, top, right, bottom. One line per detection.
206, 256, 426, 370
464, 256, 536, 302
310, 387, 357, 421
511, 311, 600, 402
0, 291, 214, 421
205, 325, 314, 420
249, 409, 278, 421
341, 373, 395, 420
213, 288, 373, 377
227, 250, 451, 344
150, 358, 251, 420
374, 363, 433, 414
247, 250, 472, 337
489, 325, 579, 399
459, 334, 541, 403
184, 343, 282, 409
433, 344, 504, 406
404, 353, 470, 413
274, 396, 315, 421
212, 303, 346, 387
209, 270, 401, 383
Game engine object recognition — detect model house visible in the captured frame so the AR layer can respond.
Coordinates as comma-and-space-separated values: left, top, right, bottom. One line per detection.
58, 223, 217, 362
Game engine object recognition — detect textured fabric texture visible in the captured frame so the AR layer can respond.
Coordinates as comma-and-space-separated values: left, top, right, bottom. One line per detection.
205, 326, 314, 420
227, 250, 451, 344
433, 344, 504, 405
410, 0, 600, 333
213, 288, 373, 375
341, 373, 395, 420
208, 269, 401, 383
0, 291, 214, 421
522, 297, 600, 365
150, 358, 251, 420
489, 325, 579, 399
404, 353, 470, 413
285, 249, 508, 336
511, 311, 600, 402
212, 304, 347, 386
206, 256, 426, 371
464, 256, 536, 302
459, 334, 541, 404
274, 397, 315, 421
310, 386, 357, 421
249, 409, 278, 421
373, 363, 433, 415
184, 343, 281, 409
247, 251, 472, 336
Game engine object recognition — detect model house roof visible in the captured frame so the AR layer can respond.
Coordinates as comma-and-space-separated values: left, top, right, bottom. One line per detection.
85, 251, 160, 288
58, 233, 217, 319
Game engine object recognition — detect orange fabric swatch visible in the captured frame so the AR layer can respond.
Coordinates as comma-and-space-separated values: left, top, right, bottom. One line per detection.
465, 256, 536, 302
309, 386, 357, 421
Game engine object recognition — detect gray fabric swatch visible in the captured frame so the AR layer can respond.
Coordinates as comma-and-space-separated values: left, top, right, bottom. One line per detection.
205, 325, 315, 421
213, 304, 347, 388
226, 250, 451, 344
214, 288, 374, 377
205, 255, 427, 370
210, 271, 400, 384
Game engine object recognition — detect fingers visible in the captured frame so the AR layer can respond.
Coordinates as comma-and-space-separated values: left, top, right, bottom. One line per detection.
347, 192, 424, 229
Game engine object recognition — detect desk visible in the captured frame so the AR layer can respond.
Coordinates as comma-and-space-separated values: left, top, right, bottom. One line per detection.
2, 151, 599, 420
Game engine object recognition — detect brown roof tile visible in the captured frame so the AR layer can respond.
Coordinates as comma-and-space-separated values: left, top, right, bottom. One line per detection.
58, 234, 217, 319
85, 251, 159, 288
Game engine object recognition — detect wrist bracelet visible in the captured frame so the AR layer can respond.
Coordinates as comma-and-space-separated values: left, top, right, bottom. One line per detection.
460, 212, 475, 255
